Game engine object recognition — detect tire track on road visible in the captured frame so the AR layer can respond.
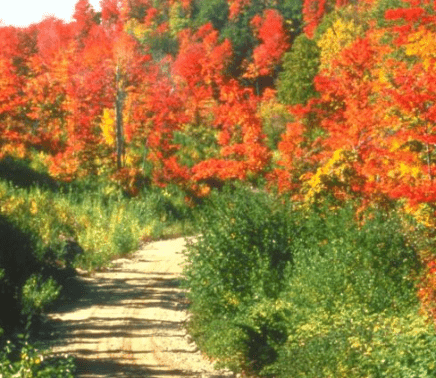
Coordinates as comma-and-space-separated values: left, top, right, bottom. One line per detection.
43, 237, 233, 378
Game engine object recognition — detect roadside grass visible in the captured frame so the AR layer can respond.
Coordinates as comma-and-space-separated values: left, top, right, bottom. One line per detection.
0, 178, 196, 272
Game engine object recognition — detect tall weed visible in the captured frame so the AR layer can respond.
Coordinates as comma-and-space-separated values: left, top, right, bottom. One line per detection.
0, 179, 195, 271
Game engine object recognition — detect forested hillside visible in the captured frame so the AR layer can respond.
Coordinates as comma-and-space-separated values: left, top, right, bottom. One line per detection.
1, 0, 436, 207
2, 0, 436, 376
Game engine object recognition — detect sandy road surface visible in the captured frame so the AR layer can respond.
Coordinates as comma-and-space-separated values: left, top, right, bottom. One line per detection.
43, 237, 234, 378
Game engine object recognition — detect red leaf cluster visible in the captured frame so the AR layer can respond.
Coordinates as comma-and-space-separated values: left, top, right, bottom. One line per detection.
244, 9, 289, 78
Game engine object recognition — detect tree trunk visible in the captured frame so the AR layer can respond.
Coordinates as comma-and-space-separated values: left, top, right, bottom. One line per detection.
115, 64, 125, 170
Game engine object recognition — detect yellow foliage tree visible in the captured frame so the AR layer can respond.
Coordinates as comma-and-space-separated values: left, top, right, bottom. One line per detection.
317, 17, 363, 70
100, 108, 116, 147
302, 148, 358, 204
405, 27, 436, 71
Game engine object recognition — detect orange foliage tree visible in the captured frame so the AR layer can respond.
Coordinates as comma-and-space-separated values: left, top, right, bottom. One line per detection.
0, 27, 31, 158
272, 1, 436, 207
243, 9, 290, 80
169, 23, 271, 191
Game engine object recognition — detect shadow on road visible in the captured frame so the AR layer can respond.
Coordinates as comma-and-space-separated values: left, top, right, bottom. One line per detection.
37, 240, 232, 378
74, 357, 200, 377
50, 271, 188, 313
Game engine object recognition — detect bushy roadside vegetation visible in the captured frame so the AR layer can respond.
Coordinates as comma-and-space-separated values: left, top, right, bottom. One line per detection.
2, 159, 436, 377
0, 157, 197, 377
184, 185, 436, 377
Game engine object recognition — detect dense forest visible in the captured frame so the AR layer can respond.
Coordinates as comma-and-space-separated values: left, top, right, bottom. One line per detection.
2, 0, 436, 206
2, 0, 436, 376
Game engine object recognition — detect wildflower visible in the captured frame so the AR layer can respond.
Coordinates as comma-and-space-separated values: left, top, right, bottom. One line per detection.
30, 200, 38, 215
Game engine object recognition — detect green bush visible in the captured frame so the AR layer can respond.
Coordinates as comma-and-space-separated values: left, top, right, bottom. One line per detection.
0, 176, 197, 272
111, 222, 139, 257
185, 191, 435, 376
21, 275, 61, 317
0, 337, 75, 378
184, 185, 297, 372
265, 204, 435, 377
277, 34, 320, 105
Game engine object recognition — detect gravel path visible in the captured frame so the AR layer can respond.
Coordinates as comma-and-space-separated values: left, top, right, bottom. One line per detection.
44, 237, 234, 378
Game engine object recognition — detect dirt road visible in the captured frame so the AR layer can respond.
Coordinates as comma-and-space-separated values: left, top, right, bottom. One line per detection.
44, 237, 234, 378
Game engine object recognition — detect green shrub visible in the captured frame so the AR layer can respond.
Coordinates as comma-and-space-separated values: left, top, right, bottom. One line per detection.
111, 222, 139, 257
268, 309, 436, 378
21, 275, 61, 317
288, 204, 420, 313
185, 193, 434, 376
0, 176, 197, 272
185, 186, 294, 308
0, 337, 75, 378
277, 34, 320, 105
184, 185, 297, 372
264, 204, 434, 377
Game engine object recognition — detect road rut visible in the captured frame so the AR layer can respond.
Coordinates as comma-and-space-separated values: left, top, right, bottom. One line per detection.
44, 237, 233, 378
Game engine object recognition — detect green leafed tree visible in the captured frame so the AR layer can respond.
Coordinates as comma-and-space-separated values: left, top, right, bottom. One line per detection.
277, 33, 320, 105
191, 0, 303, 79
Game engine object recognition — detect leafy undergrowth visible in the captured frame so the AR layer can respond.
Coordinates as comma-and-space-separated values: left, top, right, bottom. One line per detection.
0, 333, 76, 378
184, 185, 436, 377
0, 178, 195, 272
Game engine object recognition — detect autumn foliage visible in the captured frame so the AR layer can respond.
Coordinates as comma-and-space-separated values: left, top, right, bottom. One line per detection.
0, 0, 434, 202
3, 1, 436, 317
0, 0, 434, 204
